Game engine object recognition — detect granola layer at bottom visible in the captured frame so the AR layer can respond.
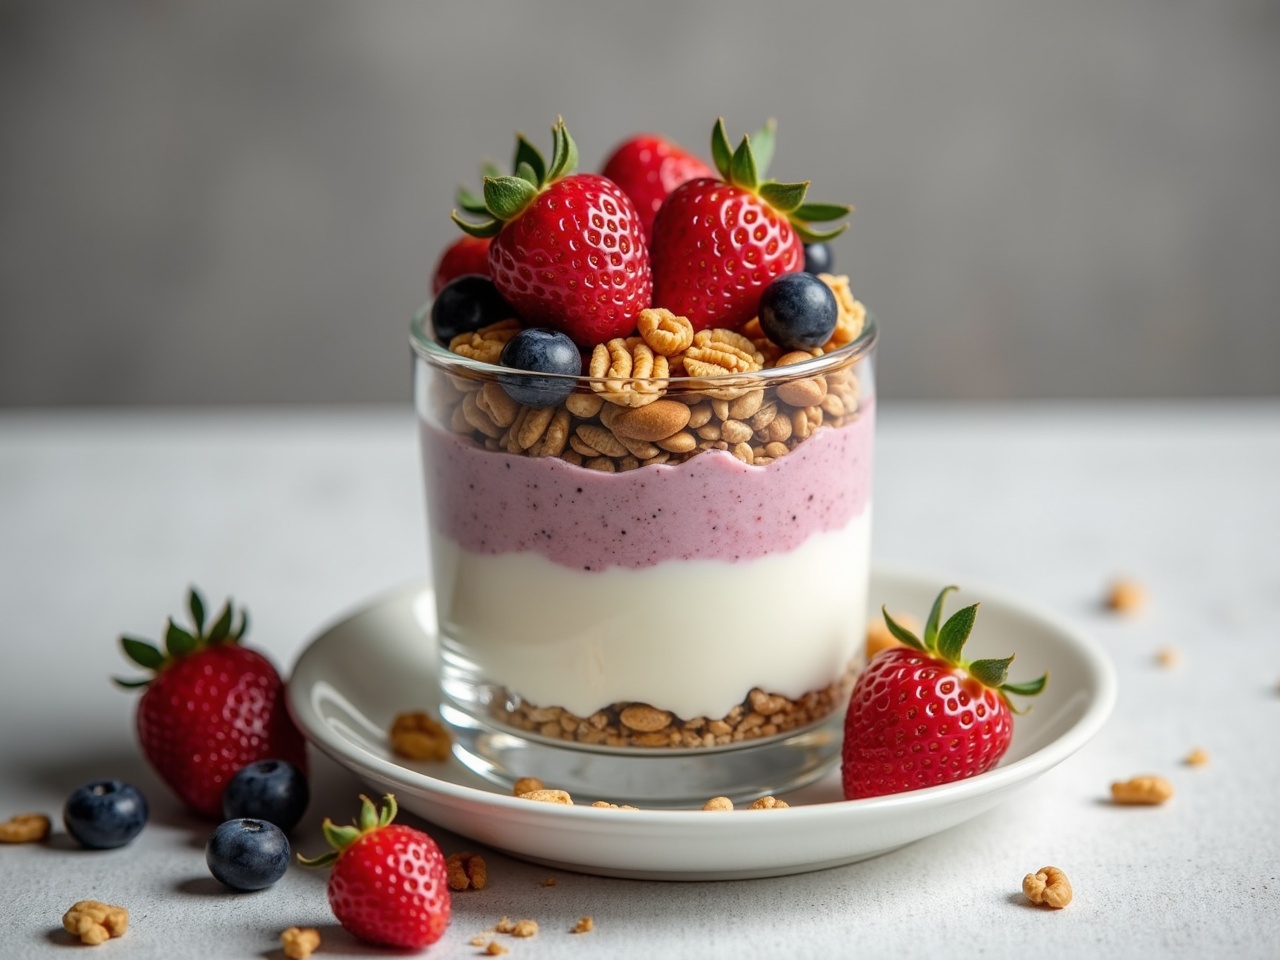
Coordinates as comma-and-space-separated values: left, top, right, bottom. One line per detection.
490, 665, 858, 750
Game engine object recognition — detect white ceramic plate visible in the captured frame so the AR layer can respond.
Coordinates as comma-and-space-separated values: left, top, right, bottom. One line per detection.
287, 567, 1115, 881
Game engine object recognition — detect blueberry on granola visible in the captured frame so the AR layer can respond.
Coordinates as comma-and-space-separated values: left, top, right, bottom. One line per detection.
758, 272, 839, 350
431, 275, 514, 345
498, 328, 581, 407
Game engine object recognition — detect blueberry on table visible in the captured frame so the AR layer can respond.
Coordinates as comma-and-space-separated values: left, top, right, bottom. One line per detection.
498, 327, 581, 407
206, 818, 290, 891
222, 759, 310, 834
430, 274, 514, 344
803, 241, 834, 275
62, 780, 148, 850
757, 272, 840, 350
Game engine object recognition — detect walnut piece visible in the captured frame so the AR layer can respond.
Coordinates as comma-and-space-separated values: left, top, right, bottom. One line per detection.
62, 901, 128, 946
1110, 774, 1174, 805
637, 307, 694, 356
1022, 866, 1073, 908
280, 926, 321, 959
389, 710, 452, 761
0, 812, 51, 843
446, 851, 488, 891
449, 319, 521, 365
589, 338, 669, 407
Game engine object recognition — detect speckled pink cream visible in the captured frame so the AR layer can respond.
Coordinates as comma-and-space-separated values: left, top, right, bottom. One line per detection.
420, 402, 873, 572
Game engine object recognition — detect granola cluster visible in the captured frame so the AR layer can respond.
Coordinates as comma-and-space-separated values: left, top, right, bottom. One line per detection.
492, 669, 855, 750
431, 276, 867, 471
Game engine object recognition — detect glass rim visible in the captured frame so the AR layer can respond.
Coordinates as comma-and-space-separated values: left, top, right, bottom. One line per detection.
409, 302, 878, 386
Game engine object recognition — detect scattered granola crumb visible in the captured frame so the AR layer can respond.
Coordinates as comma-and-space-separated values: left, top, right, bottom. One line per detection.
447, 851, 488, 890
1184, 747, 1210, 767
512, 919, 538, 938
280, 926, 320, 959
590, 801, 639, 810
702, 796, 734, 811
747, 796, 789, 810
389, 710, 452, 761
1155, 647, 1180, 668
1110, 774, 1174, 805
495, 917, 515, 934
0, 812, 51, 843
62, 901, 128, 946
1104, 577, 1146, 614
512, 777, 545, 796
484, 941, 509, 956
571, 916, 595, 934
470, 935, 488, 947
1022, 866, 1073, 908
517, 789, 573, 805
541, 876, 557, 887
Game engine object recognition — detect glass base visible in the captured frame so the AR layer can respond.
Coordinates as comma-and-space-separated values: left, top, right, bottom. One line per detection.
439, 702, 844, 809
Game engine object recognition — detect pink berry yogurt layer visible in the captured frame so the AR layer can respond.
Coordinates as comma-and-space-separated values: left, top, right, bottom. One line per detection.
420, 401, 874, 572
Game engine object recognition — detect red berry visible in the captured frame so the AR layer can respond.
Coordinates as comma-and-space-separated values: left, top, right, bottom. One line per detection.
301, 795, 450, 949
453, 119, 652, 347
117, 589, 306, 819
432, 235, 492, 295
649, 119, 849, 332
601, 133, 713, 239
841, 587, 1048, 800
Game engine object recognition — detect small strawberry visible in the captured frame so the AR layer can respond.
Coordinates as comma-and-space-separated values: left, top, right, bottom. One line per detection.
115, 588, 306, 818
842, 586, 1048, 800
601, 133, 714, 239
300, 794, 450, 949
452, 118, 652, 347
431, 235, 491, 295
650, 118, 850, 331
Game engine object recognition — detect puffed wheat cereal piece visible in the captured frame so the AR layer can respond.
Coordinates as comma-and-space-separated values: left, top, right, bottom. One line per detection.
589, 338, 669, 407
446, 851, 488, 891
1022, 866, 1073, 909
565, 391, 605, 419
590, 801, 640, 810
571, 916, 595, 934
747, 796, 789, 810
0, 812, 50, 843
389, 710, 452, 761
1110, 775, 1174, 805
637, 307, 695, 356
702, 796, 734, 811
1184, 747, 1210, 767
512, 777, 545, 796
610, 399, 693, 442
62, 901, 128, 946
449, 319, 521, 364
518, 789, 574, 805
1105, 577, 1146, 614
619, 704, 673, 732
280, 926, 321, 959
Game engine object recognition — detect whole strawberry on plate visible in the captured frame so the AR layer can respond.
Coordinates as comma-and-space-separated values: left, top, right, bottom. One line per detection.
452, 117, 652, 347
842, 586, 1048, 800
115, 588, 306, 818
601, 132, 714, 240
650, 118, 850, 331
300, 794, 450, 949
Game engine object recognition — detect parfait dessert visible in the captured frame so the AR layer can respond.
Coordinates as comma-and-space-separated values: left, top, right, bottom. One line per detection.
411, 118, 875, 799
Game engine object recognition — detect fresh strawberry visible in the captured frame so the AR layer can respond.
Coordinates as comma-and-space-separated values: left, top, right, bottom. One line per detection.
431, 235, 492, 295
601, 133, 714, 239
842, 586, 1048, 800
452, 118, 652, 347
650, 118, 850, 331
300, 794, 450, 949
115, 588, 306, 818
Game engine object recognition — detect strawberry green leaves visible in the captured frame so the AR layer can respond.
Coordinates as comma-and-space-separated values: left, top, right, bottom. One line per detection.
114, 587, 249, 688
299, 794, 400, 869
878, 586, 1048, 708
708, 117, 851, 244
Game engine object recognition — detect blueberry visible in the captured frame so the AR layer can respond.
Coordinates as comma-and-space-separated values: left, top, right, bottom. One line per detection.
430, 275, 514, 345
802, 242, 834, 275
498, 328, 581, 407
221, 760, 309, 834
63, 780, 148, 850
757, 272, 840, 350
205, 818, 290, 891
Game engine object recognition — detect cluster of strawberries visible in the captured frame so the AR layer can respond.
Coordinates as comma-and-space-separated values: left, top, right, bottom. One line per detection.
431, 117, 850, 352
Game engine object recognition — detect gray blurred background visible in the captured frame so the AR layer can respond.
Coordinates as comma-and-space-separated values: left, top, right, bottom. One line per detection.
1, 0, 1277, 406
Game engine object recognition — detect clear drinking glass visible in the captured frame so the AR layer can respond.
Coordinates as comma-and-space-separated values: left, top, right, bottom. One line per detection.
410, 308, 877, 806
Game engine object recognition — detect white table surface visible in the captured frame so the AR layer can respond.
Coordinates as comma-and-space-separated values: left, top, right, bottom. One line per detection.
2, 402, 1278, 959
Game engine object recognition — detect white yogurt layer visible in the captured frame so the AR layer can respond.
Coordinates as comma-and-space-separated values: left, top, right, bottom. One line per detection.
431, 508, 872, 720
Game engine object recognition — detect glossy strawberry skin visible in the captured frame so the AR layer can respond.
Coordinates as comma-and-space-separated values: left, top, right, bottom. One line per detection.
601, 134, 714, 240
650, 178, 804, 331
328, 824, 450, 949
431, 235, 492, 295
841, 647, 1014, 800
488, 173, 652, 347
136, 646, 306, 818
